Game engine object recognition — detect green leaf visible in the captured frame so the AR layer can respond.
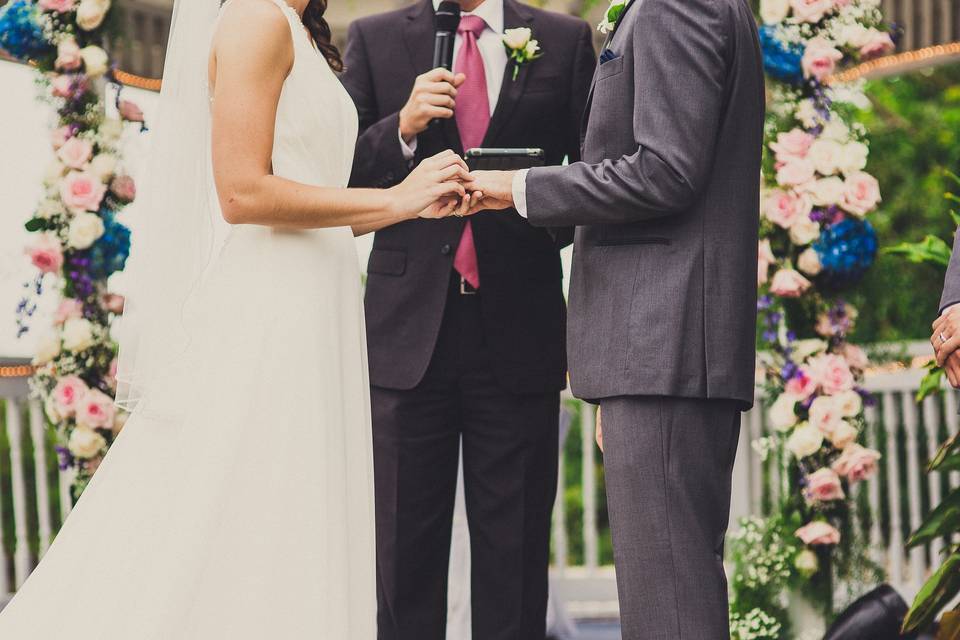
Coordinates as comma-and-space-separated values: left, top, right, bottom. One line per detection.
936, 452, 960, 474
24, 218, 47, 232
907, 485, 960, 548
950, 208, 960, 229
930, 432, 960, 472
903, 552, 960, 633
883, 235, 952, 268
916, 365, 945, 402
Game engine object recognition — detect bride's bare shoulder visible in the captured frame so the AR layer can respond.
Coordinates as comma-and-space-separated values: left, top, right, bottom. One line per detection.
211, 0, 293, 77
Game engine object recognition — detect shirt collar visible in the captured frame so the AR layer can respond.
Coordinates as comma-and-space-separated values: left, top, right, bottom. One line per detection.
431, 0, 505, 34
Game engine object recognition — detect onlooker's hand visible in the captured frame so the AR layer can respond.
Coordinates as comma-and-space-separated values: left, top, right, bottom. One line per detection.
944, 352, 960, 389
932, 305, 960, 366
399, 68, 466, 143
596, 407, 604, 453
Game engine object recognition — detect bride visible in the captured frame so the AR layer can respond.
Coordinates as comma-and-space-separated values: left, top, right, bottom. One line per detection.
0, 0, 479, 637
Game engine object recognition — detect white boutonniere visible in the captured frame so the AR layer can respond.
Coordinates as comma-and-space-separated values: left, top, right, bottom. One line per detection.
502, 27, 542, 81
598, 0, 630, 35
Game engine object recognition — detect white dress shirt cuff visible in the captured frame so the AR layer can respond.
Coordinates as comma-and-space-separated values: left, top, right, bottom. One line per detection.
399, 129, 417, 162
512, 169, 530, 218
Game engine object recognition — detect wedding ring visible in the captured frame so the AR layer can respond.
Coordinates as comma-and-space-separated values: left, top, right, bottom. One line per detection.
941, 333, 949, 344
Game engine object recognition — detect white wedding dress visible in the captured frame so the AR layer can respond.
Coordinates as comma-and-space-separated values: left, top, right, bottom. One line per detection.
0, 1, 376, 637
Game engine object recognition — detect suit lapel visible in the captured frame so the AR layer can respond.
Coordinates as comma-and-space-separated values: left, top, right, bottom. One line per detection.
404, 0, 465, 153
480, 0, 533, 147
580, 0, 639, 141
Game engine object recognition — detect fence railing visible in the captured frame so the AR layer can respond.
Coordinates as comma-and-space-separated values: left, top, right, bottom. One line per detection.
551, 346, 959, 618
1, 350, 955, 620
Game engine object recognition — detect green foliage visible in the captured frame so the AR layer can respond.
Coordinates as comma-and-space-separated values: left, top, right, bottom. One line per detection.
906, 485, 960, 548
847, 65, 960, 343
884, 235, 952, 268
904, 552, 960, 633
917, 361, 946, 402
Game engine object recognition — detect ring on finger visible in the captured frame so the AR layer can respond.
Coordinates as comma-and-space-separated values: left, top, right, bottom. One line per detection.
941, 332, 949, 344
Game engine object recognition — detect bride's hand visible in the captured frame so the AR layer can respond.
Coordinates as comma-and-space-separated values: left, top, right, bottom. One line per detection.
388, 150, 473, 220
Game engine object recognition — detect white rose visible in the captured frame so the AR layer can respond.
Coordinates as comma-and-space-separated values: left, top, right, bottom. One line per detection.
786, 423, 824, 458
34, 332, 62, 365
68, 426, 107, 459
44, 395, 62, 423
837, 141, 868, 175
808, 138, 844, 176
67, 212, 105, 250
838, 23, 871, 48
760, 0, 790, 23
792, 338, 827, 361
503, 27, 532, 50
803, 176, 846, 206
795, 549, 819, 576
828, 420, 859, 449
44, 160, 66, 185
834, 389, 863, 417
524, 39, 541, 58
79, 45, 108, 78
821, 119, 850, 143
89, 154, 117, 181
99, 118, 123, 142
795, 100, 821, 129
76, 0, 111, 31
797, 247, 822, 276
769, 393, 799, 432
62, 318, 95, 352
789, 217, 821, 245
37, 198, 66, 220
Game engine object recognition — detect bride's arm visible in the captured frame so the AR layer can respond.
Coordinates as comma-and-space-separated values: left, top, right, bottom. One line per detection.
210, 2, 470, 231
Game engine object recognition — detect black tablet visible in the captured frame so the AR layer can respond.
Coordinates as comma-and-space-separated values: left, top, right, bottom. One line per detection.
464, 148, 546, 171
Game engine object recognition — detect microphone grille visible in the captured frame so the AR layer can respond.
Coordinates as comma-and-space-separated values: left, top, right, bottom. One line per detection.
435, 1, 462, 33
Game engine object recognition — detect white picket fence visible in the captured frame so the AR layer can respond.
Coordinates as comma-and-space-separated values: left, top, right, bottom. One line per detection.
0, 347, 955, 621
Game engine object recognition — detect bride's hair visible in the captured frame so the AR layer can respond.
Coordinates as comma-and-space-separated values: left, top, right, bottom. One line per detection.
304, 0, 343, 72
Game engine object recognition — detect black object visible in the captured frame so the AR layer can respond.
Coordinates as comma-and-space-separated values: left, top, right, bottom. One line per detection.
823, 584, 912, 640
463, 147, 546, 171
432, 1, 461, 72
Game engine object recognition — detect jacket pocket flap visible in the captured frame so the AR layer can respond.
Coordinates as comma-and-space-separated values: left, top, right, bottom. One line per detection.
367, 248, 406, 276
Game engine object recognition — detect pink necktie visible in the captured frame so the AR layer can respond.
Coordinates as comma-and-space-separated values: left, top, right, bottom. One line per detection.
452, 15, 489, 290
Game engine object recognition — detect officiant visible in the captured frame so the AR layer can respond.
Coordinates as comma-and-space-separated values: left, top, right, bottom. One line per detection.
342, 1, 595, 638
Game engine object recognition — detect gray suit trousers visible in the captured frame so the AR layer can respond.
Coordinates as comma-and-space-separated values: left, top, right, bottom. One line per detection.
600, 396, 741, 640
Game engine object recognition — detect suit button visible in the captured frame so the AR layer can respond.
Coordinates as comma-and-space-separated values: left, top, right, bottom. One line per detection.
441, 244, 452, 256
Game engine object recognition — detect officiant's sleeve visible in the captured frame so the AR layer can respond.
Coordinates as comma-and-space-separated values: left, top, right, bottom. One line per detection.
341, 22, 411, 189
523, 0, 729, 227
941, 227, 960, 314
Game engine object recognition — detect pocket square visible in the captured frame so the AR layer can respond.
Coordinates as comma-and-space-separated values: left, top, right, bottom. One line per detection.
599, 49, 620, 64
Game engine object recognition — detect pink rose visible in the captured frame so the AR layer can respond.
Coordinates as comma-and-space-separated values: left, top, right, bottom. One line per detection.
758, 239, 776, 286
770, 129, 815, 162
76, 389, 116, 430
50, 74, 74, 99
763, 189, 812, 229
842, 343, 869, 370
776, 158, 816, 187
809, 395, 843, 435
796, 521, 841, 545
785, 368, 817, 400
802, 38, 844, 81
55, 38, 82, 71
118, 100, 144, 123
106, 358, 118, 390
790, 0, 835, 22
61, 171, 107, 212
101, 293, 125, 314
860, 31, 895, 59
53, 375, 89, 417
770, 269, 811, 298
841, 171, 881, 217
109, 175, 137, 203
56, 136, 93, 169
832, 444, 881, 484
51, 125, 74, 150
805, 468, 845, 503
38, 0, 76, 12
26, 234, 64, 274
54, 298, 84, 325
807, 353, 854, 395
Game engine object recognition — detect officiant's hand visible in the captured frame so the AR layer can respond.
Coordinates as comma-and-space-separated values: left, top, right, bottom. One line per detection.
389, 150, 473, 220
399, 68, 466, 143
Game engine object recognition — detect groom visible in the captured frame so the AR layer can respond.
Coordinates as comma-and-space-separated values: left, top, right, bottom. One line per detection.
341, 1, 595, 639
467, 0, 765, 637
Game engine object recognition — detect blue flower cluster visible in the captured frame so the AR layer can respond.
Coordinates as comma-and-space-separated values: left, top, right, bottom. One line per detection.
86, 211, 132, 279
758, 25, 804, 85
0, 0, 50, 61
813, 219, 878, 289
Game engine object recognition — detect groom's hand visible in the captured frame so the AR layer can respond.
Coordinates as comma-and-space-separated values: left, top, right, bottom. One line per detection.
460, 170, 516, 215
399, 68, 466, 144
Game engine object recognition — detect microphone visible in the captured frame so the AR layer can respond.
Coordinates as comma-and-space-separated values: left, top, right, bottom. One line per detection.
433, 1, 461, 72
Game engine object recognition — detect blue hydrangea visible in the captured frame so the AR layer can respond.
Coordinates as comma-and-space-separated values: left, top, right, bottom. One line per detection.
86, 211, 131, 279
814, 219, 878, 289
758, 24, 804, 85
0, 0, 51, 61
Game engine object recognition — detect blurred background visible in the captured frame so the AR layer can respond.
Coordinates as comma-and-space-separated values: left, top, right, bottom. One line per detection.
1, 1, 960, 639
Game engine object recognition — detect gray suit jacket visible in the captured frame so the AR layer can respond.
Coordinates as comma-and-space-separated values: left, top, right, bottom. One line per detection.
941, 227, 960, 313
524, 0, 765, 407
